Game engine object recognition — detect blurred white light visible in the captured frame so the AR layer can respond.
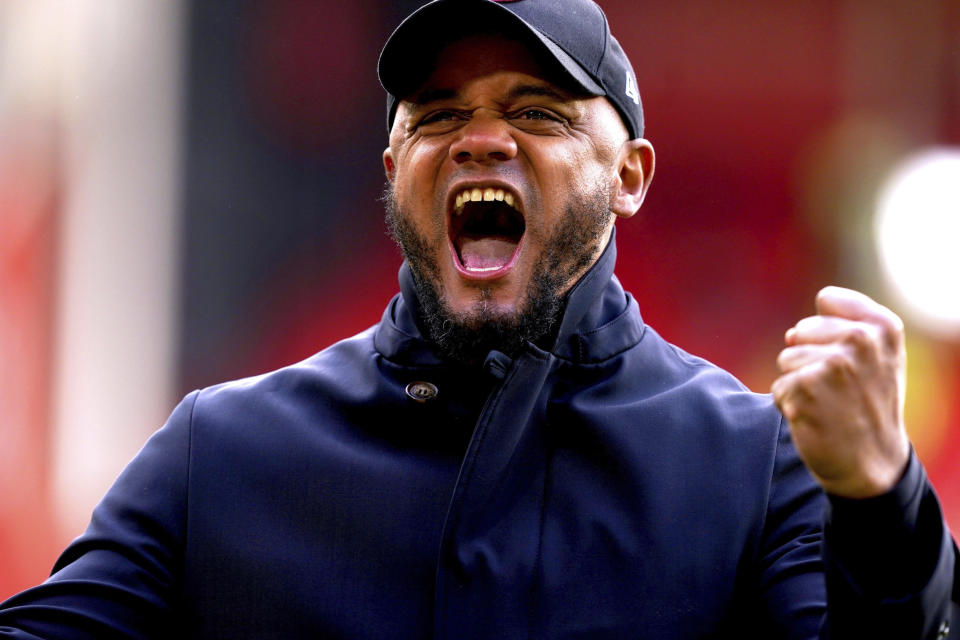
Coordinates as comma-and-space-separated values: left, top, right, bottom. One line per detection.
875, 148, 960, 338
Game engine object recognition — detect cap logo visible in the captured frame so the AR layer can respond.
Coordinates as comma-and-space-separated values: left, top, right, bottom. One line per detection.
625, 72, 640, 106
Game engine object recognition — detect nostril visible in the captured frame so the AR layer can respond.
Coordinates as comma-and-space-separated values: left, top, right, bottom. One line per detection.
451, 140, 516, 164
453, 150, 509, 163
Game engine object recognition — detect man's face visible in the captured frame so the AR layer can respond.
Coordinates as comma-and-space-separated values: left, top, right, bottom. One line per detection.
383, 34, 641, 361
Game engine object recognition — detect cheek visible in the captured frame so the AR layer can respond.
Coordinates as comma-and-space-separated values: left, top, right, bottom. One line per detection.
392, 148, 428, 198
568, 153, 617, 205
397, 141, 446, 192
534, 151, 609, 208
392, 163, 447, 238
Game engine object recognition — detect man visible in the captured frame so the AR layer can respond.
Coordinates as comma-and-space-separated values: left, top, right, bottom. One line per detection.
1, 0, 957, 637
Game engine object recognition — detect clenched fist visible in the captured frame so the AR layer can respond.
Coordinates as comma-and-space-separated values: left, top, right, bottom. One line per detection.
771, 286, 911, 498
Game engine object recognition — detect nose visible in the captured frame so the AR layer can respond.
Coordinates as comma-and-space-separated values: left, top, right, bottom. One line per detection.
449, 112, 517, 164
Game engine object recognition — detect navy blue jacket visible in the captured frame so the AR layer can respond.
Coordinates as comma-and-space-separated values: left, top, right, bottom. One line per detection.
1, 242, 957, 638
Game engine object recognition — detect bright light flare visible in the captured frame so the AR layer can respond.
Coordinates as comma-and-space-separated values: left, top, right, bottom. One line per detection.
875, 148, 960, 338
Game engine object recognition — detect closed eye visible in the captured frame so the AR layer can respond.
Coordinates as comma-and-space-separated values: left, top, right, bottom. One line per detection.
512, 108, 560, 121
422, 110, 460, 123
415, 110, 468, 130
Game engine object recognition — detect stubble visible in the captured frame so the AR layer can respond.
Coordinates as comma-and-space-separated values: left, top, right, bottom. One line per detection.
383, 183, 612, 365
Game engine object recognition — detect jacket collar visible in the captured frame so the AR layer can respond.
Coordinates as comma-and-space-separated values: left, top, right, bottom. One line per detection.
373, 230, 646, 366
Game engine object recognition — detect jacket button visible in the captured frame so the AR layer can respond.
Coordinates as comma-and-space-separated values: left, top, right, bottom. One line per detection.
405, 381, 438, 403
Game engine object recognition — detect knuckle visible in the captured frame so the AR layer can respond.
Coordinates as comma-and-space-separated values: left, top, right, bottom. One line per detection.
878, 317, 905, 351
842, 324, 875, 352
779, 400, 798, 422
876, 302, 905, 332
793, 367, 819, 395
889, 312, 905, 335
822, 351, 854, 379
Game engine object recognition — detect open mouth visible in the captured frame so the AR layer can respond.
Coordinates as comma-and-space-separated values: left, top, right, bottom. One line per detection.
449, 186, 525, 277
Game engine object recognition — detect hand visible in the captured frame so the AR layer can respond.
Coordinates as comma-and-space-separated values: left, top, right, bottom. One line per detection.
771, 286, 911, 498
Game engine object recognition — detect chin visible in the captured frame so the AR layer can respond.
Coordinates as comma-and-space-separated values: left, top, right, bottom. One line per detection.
445, 287, 527, 327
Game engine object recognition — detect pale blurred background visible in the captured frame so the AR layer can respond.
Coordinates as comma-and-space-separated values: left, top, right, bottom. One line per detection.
1, 0, 958, 598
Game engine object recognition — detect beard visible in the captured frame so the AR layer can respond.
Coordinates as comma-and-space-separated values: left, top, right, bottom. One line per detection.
383, 183, 612, 365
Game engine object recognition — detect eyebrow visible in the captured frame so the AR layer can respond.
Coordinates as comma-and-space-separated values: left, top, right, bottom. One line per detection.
410, 83, 571, 107
505, 84, 570, 102
410, 87, 458, 105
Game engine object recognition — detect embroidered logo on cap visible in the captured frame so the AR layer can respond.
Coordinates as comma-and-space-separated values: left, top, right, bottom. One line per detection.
625, 72, 640, 105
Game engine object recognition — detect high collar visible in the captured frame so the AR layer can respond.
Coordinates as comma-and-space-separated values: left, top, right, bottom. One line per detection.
373, 231, 646, 366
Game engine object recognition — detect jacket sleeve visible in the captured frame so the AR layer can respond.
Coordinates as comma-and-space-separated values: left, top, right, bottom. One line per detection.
0, 391, 196, 640
755, 415, 831, 639
759, 417, 958, 639
822, 450, 959, 639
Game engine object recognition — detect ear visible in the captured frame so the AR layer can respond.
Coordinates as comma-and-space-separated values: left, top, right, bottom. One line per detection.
611, 139, 655, 219
383, 148, 396, 183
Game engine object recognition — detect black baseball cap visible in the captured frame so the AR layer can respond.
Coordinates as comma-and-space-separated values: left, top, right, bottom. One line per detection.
378, 0, 644, 140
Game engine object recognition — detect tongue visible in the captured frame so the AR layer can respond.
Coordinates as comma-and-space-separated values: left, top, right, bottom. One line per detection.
458, 234, 518, 271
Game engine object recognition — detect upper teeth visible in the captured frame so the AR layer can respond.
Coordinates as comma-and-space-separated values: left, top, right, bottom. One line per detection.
454, 187, 516, 213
